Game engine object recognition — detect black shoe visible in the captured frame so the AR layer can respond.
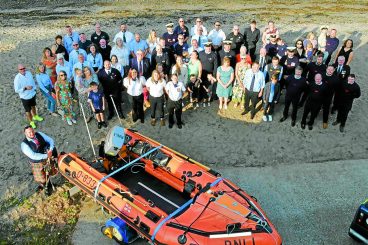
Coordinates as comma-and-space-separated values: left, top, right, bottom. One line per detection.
107, 115, 114, 120
98, 122, 102, 129
140, 119, 144, 123
331, 109, 336, 115
298, 102, 304, 108
308, 125, 313, 130
279, 117, 287, 122
250, 114, 255, 120
291, 120, 296, 127
118, 112, 125, 119
178, 124, 182, 129
169, 124, 173, 128
133, 118, 138, 123
102, 121, 108, 128
339, 126, 344, 132
301, 124, 306, 129
332, 121, 340, 126
241, 110, 249, 115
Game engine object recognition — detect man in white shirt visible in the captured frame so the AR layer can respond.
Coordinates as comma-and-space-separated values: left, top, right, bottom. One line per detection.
207, 21, 226, 51
14, 64, 44, 129
241, 62, 265, 119
113, 23, 134, 44
190, 18, 208, 36
56, 53, 72, 79
191, 27, 208, 50
165, 73, 186, 128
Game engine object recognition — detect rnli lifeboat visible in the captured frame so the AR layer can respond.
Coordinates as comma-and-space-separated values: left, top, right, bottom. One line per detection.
58, 126, 282, 245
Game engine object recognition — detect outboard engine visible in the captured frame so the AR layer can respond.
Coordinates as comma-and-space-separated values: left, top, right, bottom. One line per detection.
104, 126, 125, 157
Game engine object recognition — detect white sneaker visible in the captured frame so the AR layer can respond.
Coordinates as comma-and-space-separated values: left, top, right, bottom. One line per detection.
71, 118, 77, 124
219, 104, 223, 109
268, 115, 273, 121
66, 118, 73, 126
182, 102, 185, 107
208, 102, 211, 106
224, 104, 228, 110
262, 116, 268, 122
196, 103, 199, 108
203, 102, 206, 108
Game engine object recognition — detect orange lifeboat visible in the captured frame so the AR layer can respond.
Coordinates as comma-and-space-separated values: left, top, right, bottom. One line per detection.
58, 127, 282, 245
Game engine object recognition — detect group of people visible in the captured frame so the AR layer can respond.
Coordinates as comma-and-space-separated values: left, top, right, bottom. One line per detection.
16, 18, 361, 194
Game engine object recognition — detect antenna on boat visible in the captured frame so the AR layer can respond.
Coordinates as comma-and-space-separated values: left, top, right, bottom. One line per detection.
80, 102, 98, 161
110, 95, 123, 126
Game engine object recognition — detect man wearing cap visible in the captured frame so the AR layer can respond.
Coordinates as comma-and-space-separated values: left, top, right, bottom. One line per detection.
163, 23, 178, 48
332, 74, 360, 132
21, 126, 57, 195
14, 64, 44, 129
91, 22, 110, 46
207, 21, 226, 52
190, 18, 208, 36
191, 27, 208, 50
68, 41, 88, 69
241, 62, 265, 119
113, 23, 134, 44
78, 33, 92, 54
226, 25, 244, 54
174, 18, 190, 43
300, 73, 328, 130
199, 42, 218, 100
218, 40, 236, 68
243, 20, 260, 61
56, 53, 72, 79
265, 34, 278, 58
129, 33, 149, 58
254, 48, 270, 72
280, 47, 299, 84
63, 25, 80, 54
173, 34, 189, 57
279, 66, 307, 126
325, 28, 339, 65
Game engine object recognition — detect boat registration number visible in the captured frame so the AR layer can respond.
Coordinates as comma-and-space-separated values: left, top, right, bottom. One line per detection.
76, 171, 96, 188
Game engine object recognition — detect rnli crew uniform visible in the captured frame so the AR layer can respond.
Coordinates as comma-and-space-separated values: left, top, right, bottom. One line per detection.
322, 73, 339, 125
300, 81, 328, 130
21, 131, 57, 186
199, 46, 218, 101
280, 75, 307, 125
333, 80, 360, 132
165, 80, 186, 128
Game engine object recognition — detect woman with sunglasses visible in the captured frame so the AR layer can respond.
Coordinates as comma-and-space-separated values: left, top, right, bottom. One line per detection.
55, 71, 76, 125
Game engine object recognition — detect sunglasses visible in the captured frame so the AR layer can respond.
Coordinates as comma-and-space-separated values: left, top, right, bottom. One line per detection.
60, 74, 66, 77
19, 68, 26, 70
215, 24, 221, 26
73, 44, 79, 46
196, 20, 201, 22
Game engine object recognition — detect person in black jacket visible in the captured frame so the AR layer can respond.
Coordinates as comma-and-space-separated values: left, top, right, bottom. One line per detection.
243, 20, 260, 61
280, 66, 307, 126
332, 74, 360, 132
300, 73, 328, 130
129, 50, 151, 79
151, 44, 171, 76
97, 60, 123, 120
322, 65, 339, 129
262, 74, 280, 122
226, 25, 244, 54
218, 40, 236, 68
199, 42, 218, 103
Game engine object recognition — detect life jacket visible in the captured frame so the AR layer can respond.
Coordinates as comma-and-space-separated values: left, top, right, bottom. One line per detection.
23, 132, 49, 163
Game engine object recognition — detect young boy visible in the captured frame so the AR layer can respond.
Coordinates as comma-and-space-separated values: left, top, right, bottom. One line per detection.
88, 82, 107, 128
262, 74, 280, 122
187, 74, 202, 108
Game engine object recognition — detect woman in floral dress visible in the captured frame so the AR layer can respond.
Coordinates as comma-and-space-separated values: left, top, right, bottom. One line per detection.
55, 71, 76, 126
232, 55, 251, 108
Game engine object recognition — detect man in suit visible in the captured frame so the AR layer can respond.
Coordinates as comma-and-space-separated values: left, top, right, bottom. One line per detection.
331, 55, 350, 114
129, 49, 151, 79
254, 48, 270, 72
97, 60, 123, 120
